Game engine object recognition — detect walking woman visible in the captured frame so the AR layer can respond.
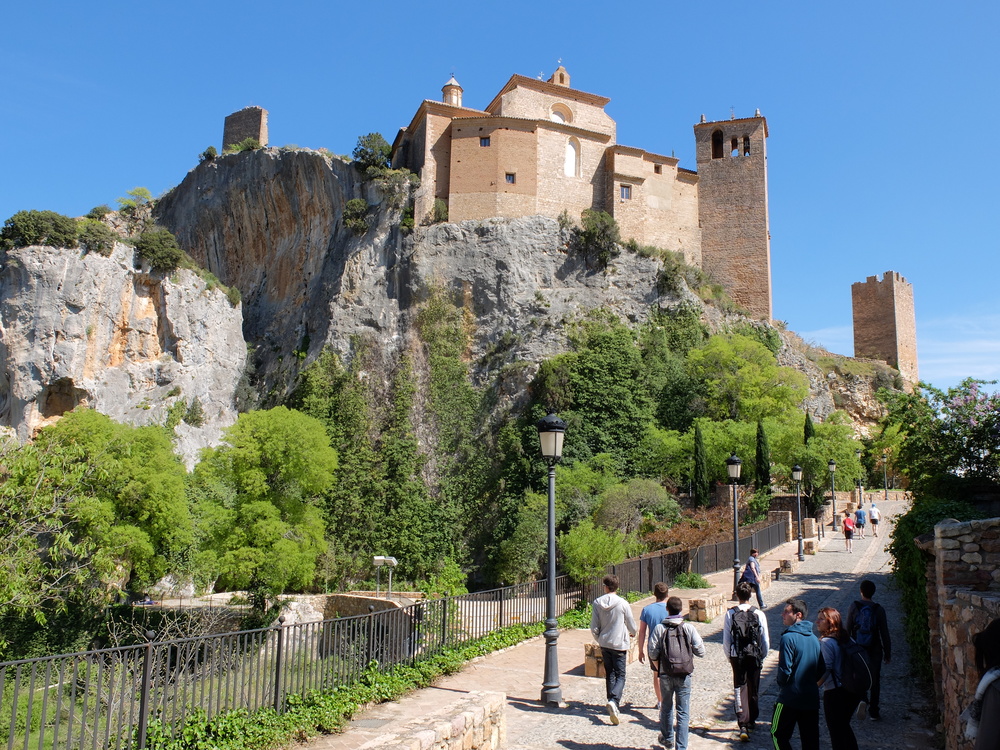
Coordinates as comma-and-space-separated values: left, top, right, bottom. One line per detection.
816, 607, 861, 750
964, 618, 1000, 749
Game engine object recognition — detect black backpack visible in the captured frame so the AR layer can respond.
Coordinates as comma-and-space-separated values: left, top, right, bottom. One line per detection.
838, 639, 873, 696
730, 606, 763, 664
852, 602, 877, 648
658, 621, 694, 676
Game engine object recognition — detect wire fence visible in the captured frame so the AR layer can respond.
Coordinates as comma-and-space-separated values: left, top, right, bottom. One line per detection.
1, 520, 786, 748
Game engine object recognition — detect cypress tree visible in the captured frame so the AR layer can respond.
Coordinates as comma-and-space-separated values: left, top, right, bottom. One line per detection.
694, 423, 710, 507
756, 421, 771, 493
804, 412, 816, 444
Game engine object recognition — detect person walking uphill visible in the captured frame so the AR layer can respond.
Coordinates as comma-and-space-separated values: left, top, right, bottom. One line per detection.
771, 598, 824, 750
649, 596, 705, 750
845, 579, 891, 720
723, 581, 770, 741
590, 574, 637, 726
740, 549, 765, 607
638, 582, 670, 710
817, 607, 863, 750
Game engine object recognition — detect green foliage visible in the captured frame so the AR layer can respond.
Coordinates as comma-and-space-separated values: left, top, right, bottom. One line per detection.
571, 209, 620, 268
557, 209, 574, 231
889, 494, 977, 680
400, 205, 415, 234
428, 198, 449, 224
85, 205, 112, 220
803, 412, 815, 444
165, 399, 187, 429
558, 518, 628, 584
492, 491, 547, 584
424, 558, 469, 597
224, 138, 261, 153
226, 285, 242, 307
192, 407, 336, 609
672, 571, 711, 589
352, 132, 391, 172
745, 488, 771, 524
755, 421, 771, 491
693, 423, 710, 506
594, 478, 680, 536
1, 209, 79, 250
183, 397, 205, 427
77, 219, 117, 256
687, 334, 808, 422
369, 168, 419, 208
200, 145, 218, 162
731, 322, 783, 355
343, 198, 371, 234
135, 228, 184, 272
116, 187, 153, 211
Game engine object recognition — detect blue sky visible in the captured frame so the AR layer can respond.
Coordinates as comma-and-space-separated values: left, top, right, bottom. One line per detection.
3, 1, 997, 392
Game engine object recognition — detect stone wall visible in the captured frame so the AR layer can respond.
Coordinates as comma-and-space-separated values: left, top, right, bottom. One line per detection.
223, 106, 268, 150
365, 690, 506, 750
921, 517, 1000, 750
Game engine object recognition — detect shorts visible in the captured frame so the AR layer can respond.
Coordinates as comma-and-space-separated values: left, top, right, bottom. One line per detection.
845, 529, 854, 539
857, 522, 866, 528
871, 519, 879, 525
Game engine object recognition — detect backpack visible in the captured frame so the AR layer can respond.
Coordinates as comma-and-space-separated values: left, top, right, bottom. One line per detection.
729, 606, 764, 664
838, 640, 873, 696
853, 602, 877, 648
843, 517, 855, 532
658, 621, 695, 677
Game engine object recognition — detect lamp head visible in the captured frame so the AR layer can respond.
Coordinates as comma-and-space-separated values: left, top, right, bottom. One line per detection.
792, 464, 802, 482
726, 454, 742, 480
536, 412, 567, 460
373, 556, 398, 568
828, 459, 836, 473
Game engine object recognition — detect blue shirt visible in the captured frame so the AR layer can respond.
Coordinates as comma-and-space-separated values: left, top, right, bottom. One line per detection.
855, 508, 867, 524
640, 601, 668, 631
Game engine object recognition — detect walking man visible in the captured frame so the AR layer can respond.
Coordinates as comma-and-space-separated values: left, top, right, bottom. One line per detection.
869, 503, 882, 537
649, 596, 705, 749
638, 582, 670, 710
854, 505, 868, 539
771, 598, 824, 750
591, 574, 637, 725
846, 579, 891, 720
842, 510, 856, 552
741, 548, 765, 607
723, 581, 770, 741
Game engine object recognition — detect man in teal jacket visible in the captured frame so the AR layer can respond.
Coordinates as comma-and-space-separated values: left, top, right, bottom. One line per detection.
770, 598, 823, 750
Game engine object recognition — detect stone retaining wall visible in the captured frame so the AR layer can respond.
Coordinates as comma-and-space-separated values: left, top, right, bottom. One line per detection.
365, 691, 506, 750
921, 517, 1000, 750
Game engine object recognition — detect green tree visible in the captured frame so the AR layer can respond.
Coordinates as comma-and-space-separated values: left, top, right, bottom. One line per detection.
116, 187, 153, 212
693, 422, 710, 506
755, 421, 771, 492
77, 219, 117, 256
200, 146, 218, 162
1, 209, 79, 250
352, 132, 391, 172
593, 478, 680, 536
492, 491, 547, 584
803, 412, 815, 444
572, 209, 620, 267
343, 198, 371, 234
558, 518, 628, 584
194, 407, 336, 609
687, 334, 808, 422
135, 228, 183, 272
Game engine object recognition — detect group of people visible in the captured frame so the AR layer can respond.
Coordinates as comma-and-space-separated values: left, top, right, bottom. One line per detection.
841, 502, 882, 552
589, 572, 891, 750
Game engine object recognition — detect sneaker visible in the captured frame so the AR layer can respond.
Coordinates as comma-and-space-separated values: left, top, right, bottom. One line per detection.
657, 735, 674, 749
739, 727, 750, 742
855, 701, 868, 720
607, 700, 620, 725
870, 708, 881, 721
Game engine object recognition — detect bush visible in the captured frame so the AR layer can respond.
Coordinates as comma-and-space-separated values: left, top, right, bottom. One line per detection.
117, 187, 153, 212
135, 228, 183, 272
352, 132, 391, 172
343, 199, 371, 234
424, 198, 449, 225
572, 209, 620, 268
226, 286, 242, 307
183, 397, 205, 427
1, 210, 79, 250
672, 571, 711, 589
200, 145, 218, 162
77, 219, 117, 256
85, 205, 112, 220
224, 138, 261, 153
400, 206, 415, 235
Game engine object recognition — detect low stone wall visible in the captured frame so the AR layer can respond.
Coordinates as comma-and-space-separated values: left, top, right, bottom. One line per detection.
921, 517, 1000, 750
364, 691, 506, 750
584, 639, 639, 677
687, 593, 726, 622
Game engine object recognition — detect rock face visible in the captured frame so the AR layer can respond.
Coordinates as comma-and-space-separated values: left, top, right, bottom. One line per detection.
0, 242, 246, 465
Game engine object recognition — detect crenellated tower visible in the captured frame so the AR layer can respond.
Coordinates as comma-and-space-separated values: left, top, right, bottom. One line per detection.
852, 271, 919, 383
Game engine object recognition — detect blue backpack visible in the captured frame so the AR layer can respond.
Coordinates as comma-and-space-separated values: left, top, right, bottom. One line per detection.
853, 602, 877, 648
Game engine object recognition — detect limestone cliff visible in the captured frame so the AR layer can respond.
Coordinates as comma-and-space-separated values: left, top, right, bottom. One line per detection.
0, 242, 246, 464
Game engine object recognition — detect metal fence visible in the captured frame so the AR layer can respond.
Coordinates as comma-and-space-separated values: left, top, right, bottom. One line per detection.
0, 523, 786, 748
0, 576, 583, 749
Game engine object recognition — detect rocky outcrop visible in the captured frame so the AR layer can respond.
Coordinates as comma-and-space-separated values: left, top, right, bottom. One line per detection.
0, 242, 246, 465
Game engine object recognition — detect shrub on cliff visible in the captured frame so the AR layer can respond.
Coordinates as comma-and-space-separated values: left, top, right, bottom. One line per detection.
200, 145, 218, 162
1, 210, 79, 250
352, 132, 391, 172
571, 209, 620, 268
135, 228, 183, 272
343, 199, 371, 234
77, 219, 117, 257
85, 205, 112, 220
224, 138, 261, 153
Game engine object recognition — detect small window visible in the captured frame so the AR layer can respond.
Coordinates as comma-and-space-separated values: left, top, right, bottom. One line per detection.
712, 130, 724, 159
505, 173, 516, 184
743, 136, 751, 156
480, 137, 491, 147
654, 164, 662, 174
620, 184, 632, 200
731, 137, 739, 157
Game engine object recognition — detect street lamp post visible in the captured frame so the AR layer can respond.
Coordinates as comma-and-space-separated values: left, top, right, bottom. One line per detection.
537, 412, 566, 706
793, 465, 804, 562
727, 454, 742, 597
856, 448, 864, 507
829, 459, 838, 530
882, 450, 889, 503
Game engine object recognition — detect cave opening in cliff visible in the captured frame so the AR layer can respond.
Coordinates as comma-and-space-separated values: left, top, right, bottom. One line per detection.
39, 378, 88, 419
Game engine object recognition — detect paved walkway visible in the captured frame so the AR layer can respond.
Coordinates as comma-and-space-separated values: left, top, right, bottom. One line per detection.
308, 498, 937, 749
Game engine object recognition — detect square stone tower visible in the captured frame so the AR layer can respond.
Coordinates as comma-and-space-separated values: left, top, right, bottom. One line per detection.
223, 106, 268, 151
694, 114, 771, 321
852, 271, 918, 383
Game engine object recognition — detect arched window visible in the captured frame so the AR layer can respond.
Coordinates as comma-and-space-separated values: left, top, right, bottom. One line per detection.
731, 137, 739, 157
565, 137, 580, 177
743, 136, 751, 156
550, 104, 573, 124
712, 130, 724, 159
